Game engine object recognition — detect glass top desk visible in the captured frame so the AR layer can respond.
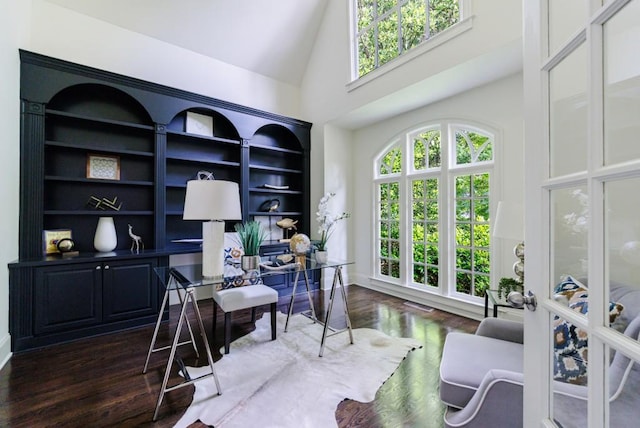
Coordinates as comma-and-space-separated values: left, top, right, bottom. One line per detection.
484, 289, 524, 318
145, 257, 354, 420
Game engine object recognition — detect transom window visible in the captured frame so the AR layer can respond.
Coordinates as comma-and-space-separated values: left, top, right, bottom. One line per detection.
354, 0, 462, 78
374, 122, 495, 300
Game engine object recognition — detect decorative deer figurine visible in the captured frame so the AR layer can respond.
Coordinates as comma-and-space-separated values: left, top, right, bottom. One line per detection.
128, 224, 144, 253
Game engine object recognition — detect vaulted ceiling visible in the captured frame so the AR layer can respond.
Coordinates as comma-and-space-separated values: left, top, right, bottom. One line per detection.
45, 0, 329, 86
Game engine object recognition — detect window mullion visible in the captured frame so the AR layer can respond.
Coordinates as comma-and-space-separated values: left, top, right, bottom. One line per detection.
425, 0, 431, 40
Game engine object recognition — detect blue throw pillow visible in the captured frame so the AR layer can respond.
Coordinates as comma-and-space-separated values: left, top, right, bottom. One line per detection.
553, 276, 624, 385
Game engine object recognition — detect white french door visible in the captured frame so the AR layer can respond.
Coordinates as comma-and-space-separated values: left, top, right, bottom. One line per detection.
524, 0, 640, 427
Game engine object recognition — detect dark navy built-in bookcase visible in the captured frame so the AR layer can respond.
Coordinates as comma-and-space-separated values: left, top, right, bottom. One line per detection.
9, 50, 312, 353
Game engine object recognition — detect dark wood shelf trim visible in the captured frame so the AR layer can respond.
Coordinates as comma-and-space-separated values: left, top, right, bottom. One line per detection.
166, 130, 241, 145
250, 187, 302, 195
165, 182, 187, 189
166, 157, 240, 168
250, 143, 303, 155
249, 164, 303, 174
45, 140, 154, 157
44, 210, 154, 216
45, 176, 154, 186
22, 50, 312, 130
46, 108, 154, 131
249, 211, 302, 216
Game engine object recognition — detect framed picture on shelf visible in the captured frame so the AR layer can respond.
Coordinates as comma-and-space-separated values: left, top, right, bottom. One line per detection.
87, 154, 120, 180
43, 229, 72, 254
185, 111, 214, 137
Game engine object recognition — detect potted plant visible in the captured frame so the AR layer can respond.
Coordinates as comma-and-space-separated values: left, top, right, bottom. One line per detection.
234, 221, 267, 270
497, 277, 523, 299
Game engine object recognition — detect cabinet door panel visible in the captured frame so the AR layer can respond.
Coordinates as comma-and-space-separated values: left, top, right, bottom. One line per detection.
103, 258, 158, 322
34, 264, 102, 335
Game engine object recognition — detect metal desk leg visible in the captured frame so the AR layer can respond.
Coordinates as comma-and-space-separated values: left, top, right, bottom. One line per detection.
319, 266, 353, 357
143, 277, 199, 374
189, 289, 221, 395
152, 287, 221, 421
285, 269, 300, 332
336, 267, 354, 344
285, 268, 318, 333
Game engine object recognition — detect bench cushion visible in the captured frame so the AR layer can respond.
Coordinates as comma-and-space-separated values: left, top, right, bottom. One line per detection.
440, 332, 523, 409
213, 284, 278, 313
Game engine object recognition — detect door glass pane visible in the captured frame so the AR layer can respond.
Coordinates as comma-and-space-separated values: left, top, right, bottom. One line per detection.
548, 0, 587, 54
551, 310, 589, 428
604, 0, 640, 165
549, 44, 588, 177
550, 186, 589, 284
607, 349, 640, 426
605, 178, 640, 343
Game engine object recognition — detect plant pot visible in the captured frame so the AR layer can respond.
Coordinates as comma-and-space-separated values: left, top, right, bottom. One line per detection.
94, 217, 117, 252
315, 250, 328, 264
241, 255, 261, 271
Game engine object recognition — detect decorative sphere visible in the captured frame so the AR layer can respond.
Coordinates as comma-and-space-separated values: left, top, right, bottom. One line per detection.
56, 238, 75, 253
289, 233, 311, 255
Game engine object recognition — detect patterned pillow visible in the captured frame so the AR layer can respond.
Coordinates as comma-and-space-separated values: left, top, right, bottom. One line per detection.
553, 276, 624, 384
219, 264, 262, 290
223, 232, 244, 263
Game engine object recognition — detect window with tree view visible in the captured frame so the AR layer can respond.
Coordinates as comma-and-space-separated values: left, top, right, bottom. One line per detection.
375, 123, 494, 300
355, 0, 461, 77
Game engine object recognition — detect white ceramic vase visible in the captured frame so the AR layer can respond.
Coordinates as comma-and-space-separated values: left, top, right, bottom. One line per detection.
94, 217, 117, 252
315, 250, 328, 264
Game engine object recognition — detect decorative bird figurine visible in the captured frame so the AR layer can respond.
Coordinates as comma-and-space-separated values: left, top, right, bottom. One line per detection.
128, 224, 144, 253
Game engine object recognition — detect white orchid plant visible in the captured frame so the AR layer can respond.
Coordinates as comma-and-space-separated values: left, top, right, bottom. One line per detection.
316, 192, 350, 251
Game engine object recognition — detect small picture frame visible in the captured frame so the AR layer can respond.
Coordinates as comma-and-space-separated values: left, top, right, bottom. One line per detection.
43, 229, 72, 254
87, 154, 120, 180
185, 111, 214, 137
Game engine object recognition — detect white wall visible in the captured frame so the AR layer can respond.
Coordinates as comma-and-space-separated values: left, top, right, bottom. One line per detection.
348, 74, 524, 316
29, 0, 302, 119
0, 0, 31, 368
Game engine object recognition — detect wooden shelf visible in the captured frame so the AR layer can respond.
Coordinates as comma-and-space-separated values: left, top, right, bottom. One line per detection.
45, 176, 154, 186
250, 143, 303, 155
45, 140, 154, 157
46, 108, 155, 131
250, 187, 302, 195
166, 129, 241, 146
249, 164, 303, 174
44, 210, 154, 216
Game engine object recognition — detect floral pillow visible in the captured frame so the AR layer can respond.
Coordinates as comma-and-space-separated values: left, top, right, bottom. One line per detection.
553, 276, 624, 385
223, 232, 244, 264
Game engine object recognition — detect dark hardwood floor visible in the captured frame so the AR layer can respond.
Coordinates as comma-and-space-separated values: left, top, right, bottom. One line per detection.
0, 285, 478, 427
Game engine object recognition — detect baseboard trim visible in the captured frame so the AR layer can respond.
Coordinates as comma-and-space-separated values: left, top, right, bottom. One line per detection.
0, 333, 12, 371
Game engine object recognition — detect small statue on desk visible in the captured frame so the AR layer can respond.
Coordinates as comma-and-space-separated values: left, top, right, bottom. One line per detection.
128, 224, 144, 253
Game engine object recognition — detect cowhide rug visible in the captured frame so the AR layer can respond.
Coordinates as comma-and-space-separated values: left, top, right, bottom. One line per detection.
174, 311, 421, 428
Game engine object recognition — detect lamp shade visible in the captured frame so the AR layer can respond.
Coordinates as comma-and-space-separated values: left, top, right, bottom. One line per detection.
493, 201, 524, 240
183, 180, 242, 221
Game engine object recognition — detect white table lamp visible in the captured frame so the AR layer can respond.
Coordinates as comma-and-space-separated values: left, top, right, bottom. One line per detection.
493, 201, 525, 282
183, 180, 242, 278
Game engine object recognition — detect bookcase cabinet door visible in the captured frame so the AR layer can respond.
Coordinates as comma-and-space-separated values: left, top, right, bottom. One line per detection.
103, 257, 159, 322
34, 263, 103, 335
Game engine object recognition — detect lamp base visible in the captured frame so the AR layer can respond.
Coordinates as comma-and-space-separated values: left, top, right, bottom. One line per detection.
202, 220, 225, 278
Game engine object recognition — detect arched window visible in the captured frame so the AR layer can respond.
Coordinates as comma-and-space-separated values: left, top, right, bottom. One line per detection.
374, 121, 495, 301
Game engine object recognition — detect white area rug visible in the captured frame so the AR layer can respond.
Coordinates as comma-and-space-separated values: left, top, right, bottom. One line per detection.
174, 312, 422, 428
